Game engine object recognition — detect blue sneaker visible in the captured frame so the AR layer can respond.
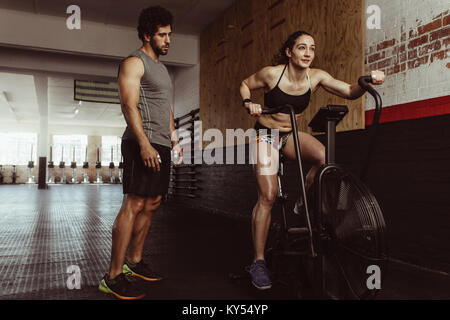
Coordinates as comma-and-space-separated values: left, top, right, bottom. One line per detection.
293, 197, 304, 215
248, 260, 272, 290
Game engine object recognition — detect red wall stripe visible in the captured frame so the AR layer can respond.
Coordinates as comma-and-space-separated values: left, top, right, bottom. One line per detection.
365, 95, 450, 125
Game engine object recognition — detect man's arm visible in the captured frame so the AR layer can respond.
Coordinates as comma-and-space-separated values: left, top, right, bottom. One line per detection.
316, 69, 385, 100
169, 107, 178, 146
119, 57, 149, 146
169, 107, 183, 165
119, 57, 160, 170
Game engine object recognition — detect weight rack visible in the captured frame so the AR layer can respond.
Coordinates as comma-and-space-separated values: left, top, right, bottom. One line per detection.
168, 108, 200, 199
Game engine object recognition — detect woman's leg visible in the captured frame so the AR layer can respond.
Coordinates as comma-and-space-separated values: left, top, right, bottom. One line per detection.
248, 139, 279, 289
282, 130, 325, 191
252, 174, 278, 262
251, 140, 279, 262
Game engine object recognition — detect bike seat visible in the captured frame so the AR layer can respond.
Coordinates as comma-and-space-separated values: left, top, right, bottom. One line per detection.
309, 105, 348, 133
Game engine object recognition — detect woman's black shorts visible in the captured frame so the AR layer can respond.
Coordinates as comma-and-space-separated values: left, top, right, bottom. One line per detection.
254, 122, 292, 150
121, 139, 171, 198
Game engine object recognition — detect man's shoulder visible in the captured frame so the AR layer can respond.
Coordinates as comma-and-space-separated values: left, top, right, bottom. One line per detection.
119, 55, 145, 77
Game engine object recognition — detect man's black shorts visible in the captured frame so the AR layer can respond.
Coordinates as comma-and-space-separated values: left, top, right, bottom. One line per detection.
121, 139, 171, 198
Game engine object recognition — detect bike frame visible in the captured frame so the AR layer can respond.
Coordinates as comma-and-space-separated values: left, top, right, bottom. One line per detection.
259, 76, 383, 298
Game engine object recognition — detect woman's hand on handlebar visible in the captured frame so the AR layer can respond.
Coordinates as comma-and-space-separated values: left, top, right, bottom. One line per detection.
246, 102, 263, 117
370, 70, 385, 85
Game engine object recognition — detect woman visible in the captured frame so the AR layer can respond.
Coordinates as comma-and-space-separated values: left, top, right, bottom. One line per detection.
239, 30, 385, 290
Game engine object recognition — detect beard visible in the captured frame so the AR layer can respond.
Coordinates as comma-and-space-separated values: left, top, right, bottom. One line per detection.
150, 38, 169, 56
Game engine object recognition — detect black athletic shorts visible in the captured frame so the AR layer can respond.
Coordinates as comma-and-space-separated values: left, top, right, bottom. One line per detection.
254, 122, 292, 151
121, 139, 171, 198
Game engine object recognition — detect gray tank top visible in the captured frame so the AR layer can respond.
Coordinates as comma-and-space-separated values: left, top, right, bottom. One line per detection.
121, 49, 173, 147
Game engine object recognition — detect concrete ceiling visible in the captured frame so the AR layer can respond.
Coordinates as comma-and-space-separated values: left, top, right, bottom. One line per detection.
0, 0, 236, 134
0, 72, 125, 128
0, 0, 236, 35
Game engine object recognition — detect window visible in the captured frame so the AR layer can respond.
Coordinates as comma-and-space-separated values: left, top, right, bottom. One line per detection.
0, 132, 37, 165
52, 135, 88, 164
101, 136, 122, 166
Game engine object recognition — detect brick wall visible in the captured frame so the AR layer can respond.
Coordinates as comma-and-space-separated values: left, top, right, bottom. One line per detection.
365, 0, 449, 110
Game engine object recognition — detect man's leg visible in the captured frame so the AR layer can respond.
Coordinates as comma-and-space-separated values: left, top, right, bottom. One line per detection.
122, 195, 164, 281
108, 194, 145, 279
126, 195, 162, 264
99, 194, 147, 300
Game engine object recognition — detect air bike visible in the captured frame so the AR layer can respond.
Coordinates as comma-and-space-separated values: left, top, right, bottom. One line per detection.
231, 76, 387, 300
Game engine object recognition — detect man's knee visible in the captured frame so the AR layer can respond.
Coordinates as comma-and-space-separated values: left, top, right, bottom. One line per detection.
143, 195, 162, 213
126, 196, 145, 215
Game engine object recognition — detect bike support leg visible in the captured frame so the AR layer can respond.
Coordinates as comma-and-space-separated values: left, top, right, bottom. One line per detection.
289, 107, 316, 258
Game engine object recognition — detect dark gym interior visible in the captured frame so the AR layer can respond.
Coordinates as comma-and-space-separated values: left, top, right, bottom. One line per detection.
0, 0, 449, 303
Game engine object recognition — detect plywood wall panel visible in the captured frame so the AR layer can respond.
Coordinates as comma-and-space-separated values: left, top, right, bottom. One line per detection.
200, 0, 365, 147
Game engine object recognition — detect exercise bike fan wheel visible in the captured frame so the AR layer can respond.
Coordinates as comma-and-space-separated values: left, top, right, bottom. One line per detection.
317, 167, 387, 299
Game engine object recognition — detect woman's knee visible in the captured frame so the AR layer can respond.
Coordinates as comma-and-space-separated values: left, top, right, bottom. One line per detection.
258, 188, 278, 207
316, 147, 325, 166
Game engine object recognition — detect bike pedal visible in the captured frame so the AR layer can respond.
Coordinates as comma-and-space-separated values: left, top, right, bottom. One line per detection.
287, 227, 309, 235
281, 250, 309, 256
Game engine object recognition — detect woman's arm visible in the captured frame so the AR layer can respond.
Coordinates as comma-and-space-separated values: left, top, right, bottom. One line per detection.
316, 69, 385, 100
240, 66, 273, 116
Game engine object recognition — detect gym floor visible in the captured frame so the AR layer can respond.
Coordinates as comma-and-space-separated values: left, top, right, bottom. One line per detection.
0, 185, 449, 300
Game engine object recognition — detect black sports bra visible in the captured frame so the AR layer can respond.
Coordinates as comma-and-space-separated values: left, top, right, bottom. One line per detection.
264, 64, 312, 114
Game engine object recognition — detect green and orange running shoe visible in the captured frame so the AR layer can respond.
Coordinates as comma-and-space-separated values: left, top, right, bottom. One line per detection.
123, 260, 163, 282
98, 273, 145, 300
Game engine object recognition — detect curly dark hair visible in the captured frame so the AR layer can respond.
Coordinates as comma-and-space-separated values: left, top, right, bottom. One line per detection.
137, 6, 173, 42
272, 30, 313, 65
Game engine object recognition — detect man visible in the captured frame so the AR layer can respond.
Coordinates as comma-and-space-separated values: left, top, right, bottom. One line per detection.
98, 6, 183, 300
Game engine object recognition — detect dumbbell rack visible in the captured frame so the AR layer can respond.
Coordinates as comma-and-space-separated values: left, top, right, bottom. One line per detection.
108, 146, 115, 184
59, 161, 66, 184
81, 162, 90, 184
93, 147, 103, 184
11, 165, 18, 184
26, 145, 35, 184
118, 156, 124, 184
48, 146, 55, 184
69, 147, 77, 184
168, 108, 200, 199
70, 162, 77, 184
58, 146, 66, 184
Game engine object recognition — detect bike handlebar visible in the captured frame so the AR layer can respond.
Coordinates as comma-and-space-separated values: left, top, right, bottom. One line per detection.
259, 104, 295, 115
358, 75, 383, 181
358, 75, 383, 126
